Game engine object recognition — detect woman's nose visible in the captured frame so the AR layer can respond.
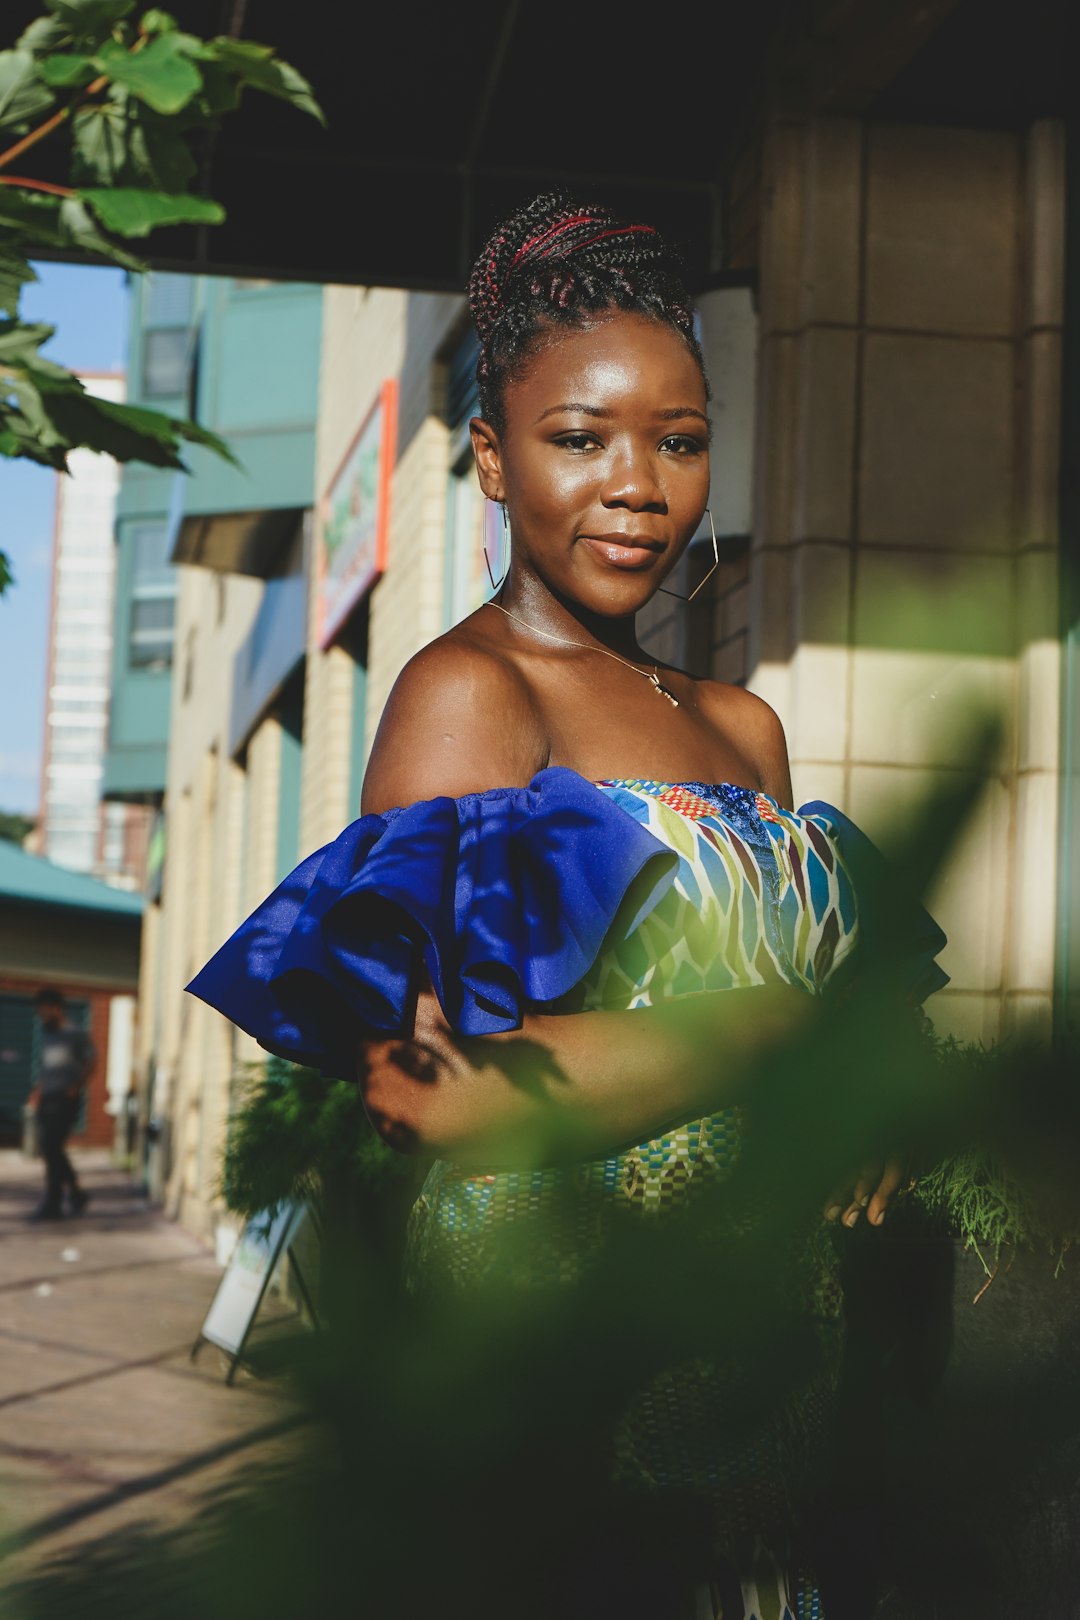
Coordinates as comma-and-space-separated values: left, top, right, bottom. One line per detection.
600, 445, 666, 511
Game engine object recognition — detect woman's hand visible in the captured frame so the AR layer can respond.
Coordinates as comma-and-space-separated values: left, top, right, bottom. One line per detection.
359, 979, 817, 1167
824, 1159, 906, 1228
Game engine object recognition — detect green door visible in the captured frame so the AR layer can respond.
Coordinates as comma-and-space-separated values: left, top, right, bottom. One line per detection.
0, 995, 39, 1139
0, 995, 91, 1142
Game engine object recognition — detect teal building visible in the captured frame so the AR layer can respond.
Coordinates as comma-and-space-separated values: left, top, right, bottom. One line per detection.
104, 274, 323, 804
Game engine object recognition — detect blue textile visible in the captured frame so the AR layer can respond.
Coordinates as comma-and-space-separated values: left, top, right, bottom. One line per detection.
186, 769, 948, 1080
799, 801, 949, 1005
185, 766, 678, 1074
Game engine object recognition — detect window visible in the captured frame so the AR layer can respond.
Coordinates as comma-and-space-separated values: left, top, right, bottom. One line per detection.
130, 520, 172, 581
126, 520, 176, 670
145, 273, 194, 327
130, 597, 175, 669
142, 328, 191, 398
49, 732, 103, 761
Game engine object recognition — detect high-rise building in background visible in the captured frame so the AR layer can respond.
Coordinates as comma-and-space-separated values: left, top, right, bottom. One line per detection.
39, 372, 151, 889
102, 270, 324, 1213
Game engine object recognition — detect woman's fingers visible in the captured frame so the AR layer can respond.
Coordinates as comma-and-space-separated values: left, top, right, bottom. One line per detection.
824, 1164, 879, 1226
866, 1158, 906, 1226
851, 1167, 875, 1209
823, 1160, 907, 1228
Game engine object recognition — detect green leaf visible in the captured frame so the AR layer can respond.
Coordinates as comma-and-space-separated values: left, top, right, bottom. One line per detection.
92, 34, 202, 114
73, 88, 199, 190
2, 353, 236, 472
37, 51, 97, 87
80, 186, 223, 236
0, 417, 67, 468
20, 349, 83, 386
139, 9, 178, 33
39, 392, 188, 466
43, 0, 136, 32
1, 369, 68, 453
128, 107, 197, 190
16, 18, 72, 56
0, 318, 56, 362
171, 413, 239, 465
0, 49, 58, 129
204, 37, 324, 124
0, 250, 37, 317
98, 397, 238, 465
58, 194, 146, 269
71, 99, 127, 184
190, 58, 241, 118
0, 186, 64, 239
0, 549, 14, 592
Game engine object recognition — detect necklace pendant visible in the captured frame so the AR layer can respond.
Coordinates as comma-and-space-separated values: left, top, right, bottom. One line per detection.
649, 671, 680, 707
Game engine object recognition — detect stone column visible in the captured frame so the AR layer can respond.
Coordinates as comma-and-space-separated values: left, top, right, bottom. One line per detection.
748, 114, 1064, 1043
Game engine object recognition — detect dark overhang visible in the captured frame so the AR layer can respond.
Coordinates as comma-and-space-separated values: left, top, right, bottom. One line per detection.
171, 505, 301, 576
9, 0, 1066, 293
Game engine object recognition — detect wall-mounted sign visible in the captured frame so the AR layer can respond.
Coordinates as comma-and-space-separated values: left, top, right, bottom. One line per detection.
317, 378, 398, 648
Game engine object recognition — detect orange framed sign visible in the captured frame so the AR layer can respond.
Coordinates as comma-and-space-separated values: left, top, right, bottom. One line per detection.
316, 377, 398, 648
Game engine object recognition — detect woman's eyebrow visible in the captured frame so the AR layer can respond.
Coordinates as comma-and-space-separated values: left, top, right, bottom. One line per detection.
534, 403, 710, 424
657, 406, 709, 423
535, 401, 609, 422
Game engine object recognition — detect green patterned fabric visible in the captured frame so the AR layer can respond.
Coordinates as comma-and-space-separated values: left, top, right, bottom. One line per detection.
408, 780, 860, 1278
406, 780, 862, 1617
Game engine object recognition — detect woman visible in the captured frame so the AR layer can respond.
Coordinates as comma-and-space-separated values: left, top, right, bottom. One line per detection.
190, 194, 947, 1619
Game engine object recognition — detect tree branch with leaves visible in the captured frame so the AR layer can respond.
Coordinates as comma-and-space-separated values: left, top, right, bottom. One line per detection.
0, 0, 323, 592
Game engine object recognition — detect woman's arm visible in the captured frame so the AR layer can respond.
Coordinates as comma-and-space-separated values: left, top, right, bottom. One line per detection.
362, 635, 547, 813
360, 980, 813, 1168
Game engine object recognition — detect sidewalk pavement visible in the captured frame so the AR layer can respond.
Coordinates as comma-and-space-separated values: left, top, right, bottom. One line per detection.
0, 1147, 301, 1583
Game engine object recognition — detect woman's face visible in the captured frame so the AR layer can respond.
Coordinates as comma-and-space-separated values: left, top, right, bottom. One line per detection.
472, 312, 710, 616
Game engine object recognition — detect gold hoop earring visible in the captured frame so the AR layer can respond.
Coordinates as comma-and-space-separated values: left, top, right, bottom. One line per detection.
484, 499, 510, 592
658, 508, 720, 602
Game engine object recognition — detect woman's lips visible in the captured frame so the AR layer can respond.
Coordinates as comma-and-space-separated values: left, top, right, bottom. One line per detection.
579, 535, 662, 570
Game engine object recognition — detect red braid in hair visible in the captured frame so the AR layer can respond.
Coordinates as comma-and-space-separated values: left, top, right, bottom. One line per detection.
467, 192, 705, 434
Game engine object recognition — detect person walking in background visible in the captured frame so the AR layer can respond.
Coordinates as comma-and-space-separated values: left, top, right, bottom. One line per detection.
27, 988, 93, 1221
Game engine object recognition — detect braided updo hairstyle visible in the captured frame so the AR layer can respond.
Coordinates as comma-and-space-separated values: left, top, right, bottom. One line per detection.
468, 192, 707, 434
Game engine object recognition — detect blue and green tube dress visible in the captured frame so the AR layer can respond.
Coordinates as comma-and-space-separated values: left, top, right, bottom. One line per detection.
188, 767, 948, 1620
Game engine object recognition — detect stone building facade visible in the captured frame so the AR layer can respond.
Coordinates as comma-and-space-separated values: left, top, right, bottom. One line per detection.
136, 111, 1068, 1239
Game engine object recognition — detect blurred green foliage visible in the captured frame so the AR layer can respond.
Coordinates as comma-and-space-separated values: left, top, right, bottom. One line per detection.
221, 1059, 418, 1227
5, 755, 1080, 1616
0, 0, 323, 593
0, 809, 34, 843
4, 1005, 1080, 1618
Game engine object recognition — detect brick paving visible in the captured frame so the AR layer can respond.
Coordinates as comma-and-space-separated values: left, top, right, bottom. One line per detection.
0, 1147, 301, 1583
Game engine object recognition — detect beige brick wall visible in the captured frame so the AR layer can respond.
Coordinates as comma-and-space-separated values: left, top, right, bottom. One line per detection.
300, 287, 406, 850
152, 563, 263, 1235
747, 115, 1064, 1043
301, 286, 463, 849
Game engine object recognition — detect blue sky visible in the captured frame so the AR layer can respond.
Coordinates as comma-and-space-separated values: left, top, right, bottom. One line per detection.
0, 263, 128, 814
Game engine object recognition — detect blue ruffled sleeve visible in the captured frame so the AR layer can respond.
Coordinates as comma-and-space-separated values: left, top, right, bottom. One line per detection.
798, 800, 949, 1005
185, 767, 678, 1077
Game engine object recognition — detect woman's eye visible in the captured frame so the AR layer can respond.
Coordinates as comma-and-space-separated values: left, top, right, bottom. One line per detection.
660, 435, 706, 455
556, 433, 598, 452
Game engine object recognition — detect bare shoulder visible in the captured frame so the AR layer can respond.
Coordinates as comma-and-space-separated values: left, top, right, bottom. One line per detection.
361, 627, 548, 814
695, 679, 793, 807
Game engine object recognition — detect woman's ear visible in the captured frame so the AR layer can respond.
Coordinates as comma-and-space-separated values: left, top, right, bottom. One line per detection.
469, 417, 503, 501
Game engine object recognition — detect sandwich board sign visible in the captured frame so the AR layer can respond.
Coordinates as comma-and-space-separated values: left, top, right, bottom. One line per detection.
192, 1200, 312, 1383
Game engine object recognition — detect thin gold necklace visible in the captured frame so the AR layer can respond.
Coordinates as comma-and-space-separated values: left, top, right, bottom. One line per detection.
483, 599, 680, 707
